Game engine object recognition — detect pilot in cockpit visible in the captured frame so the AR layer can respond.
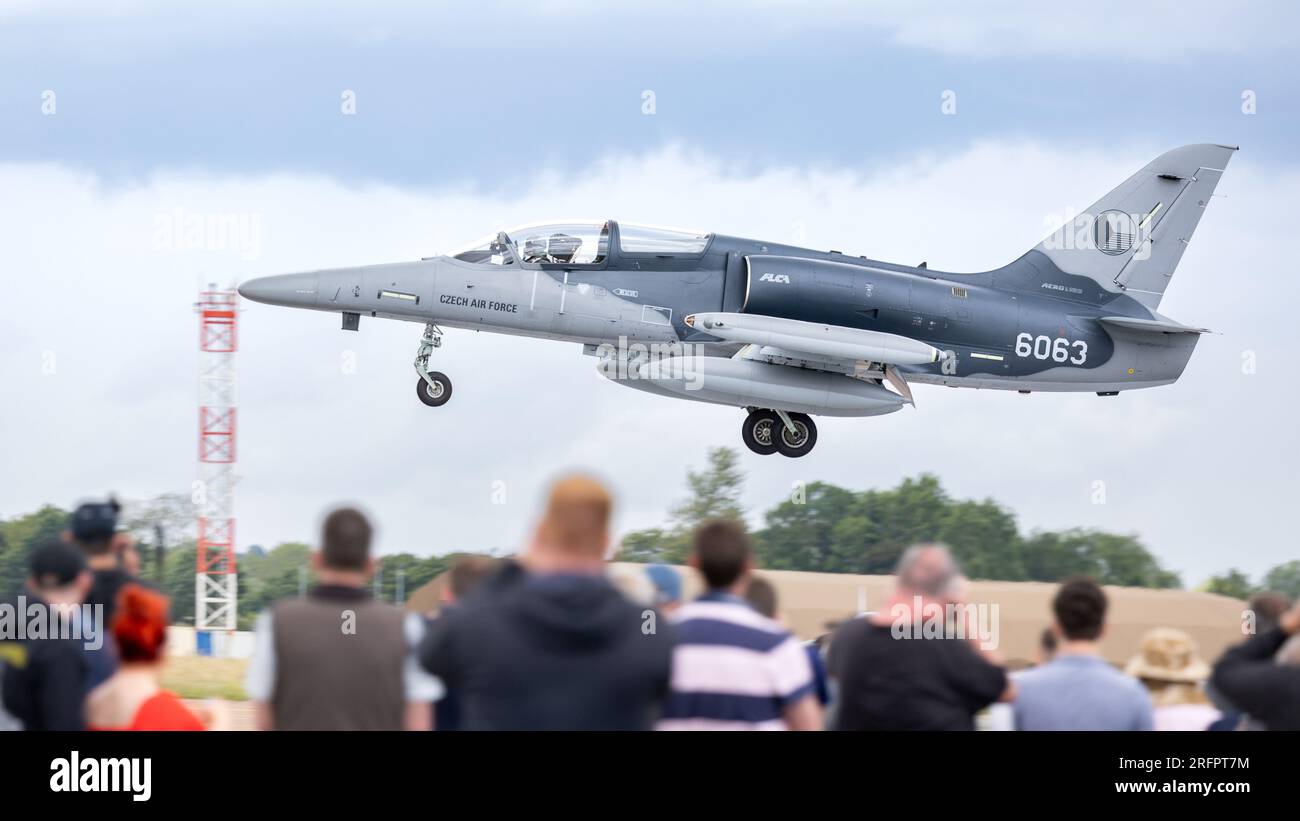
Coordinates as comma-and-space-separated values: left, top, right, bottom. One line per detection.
545, 233, 581, 263
522, 233, 583, 264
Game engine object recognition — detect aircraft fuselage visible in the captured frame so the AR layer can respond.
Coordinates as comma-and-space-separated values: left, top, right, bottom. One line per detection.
243, 228, 1196, 396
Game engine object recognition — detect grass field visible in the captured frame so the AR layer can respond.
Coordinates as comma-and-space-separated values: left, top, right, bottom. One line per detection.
162, 656, 249, 701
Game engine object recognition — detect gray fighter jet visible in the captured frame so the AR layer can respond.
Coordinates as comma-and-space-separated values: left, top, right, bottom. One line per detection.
239, 143, 1234, 457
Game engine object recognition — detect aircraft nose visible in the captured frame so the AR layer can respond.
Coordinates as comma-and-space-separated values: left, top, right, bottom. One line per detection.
237, 271, 321, 309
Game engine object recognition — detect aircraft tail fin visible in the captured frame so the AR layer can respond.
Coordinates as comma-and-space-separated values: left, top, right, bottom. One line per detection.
1030, 144, 1236, 309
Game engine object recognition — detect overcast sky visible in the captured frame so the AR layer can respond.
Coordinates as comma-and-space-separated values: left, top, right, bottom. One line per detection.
2, 1, 1296, 585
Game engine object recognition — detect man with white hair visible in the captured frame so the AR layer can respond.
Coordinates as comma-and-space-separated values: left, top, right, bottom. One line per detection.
827, 543, 1013, 730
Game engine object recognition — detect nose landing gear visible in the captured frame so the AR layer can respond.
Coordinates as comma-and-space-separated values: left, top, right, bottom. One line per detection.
416, 371, 452, 406
414, 322, 453, 407
741, 408, 817, 457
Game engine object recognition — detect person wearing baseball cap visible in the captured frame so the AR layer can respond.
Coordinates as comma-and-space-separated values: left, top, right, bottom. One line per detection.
0, 540, 93, 730
70, 501, 131, 610
69, 499, 140, 621
68, 498, 152, 689
645, 563, 683, 615
70, 500, 119, 545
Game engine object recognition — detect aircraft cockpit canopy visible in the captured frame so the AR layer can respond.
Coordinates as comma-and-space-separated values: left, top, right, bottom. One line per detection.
616, 223, 710, 255
511, 222, 610, 264
449, 221, 712, 266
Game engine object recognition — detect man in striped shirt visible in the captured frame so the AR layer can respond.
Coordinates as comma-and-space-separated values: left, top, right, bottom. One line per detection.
658, 520, 822, 731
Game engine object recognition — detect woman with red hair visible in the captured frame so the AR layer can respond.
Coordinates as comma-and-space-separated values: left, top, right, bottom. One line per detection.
85, 584, 213, 731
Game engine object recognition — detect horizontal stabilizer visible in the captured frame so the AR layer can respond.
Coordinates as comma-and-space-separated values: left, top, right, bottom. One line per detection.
1097, 315, 1210, 334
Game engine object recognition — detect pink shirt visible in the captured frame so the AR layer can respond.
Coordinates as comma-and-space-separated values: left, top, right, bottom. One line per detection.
1153, 703, 1220, 731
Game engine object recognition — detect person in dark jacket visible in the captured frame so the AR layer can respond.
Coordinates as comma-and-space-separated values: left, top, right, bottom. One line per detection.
428, 555, 497, 731
1210, 600, 1300, 731
419, 475, 675, 730
828, 544, 1013, 730
1206, 592, 1290, 730
1, 541, 93, 731
68, 499, 151, 690
69, 500, 130, 620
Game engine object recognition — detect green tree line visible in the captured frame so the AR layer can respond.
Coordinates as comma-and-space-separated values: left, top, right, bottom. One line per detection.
4, 449, 1295, 624
0, 501, 454, 629
617, 448, 1296, 595
1202, 564, 1300, 601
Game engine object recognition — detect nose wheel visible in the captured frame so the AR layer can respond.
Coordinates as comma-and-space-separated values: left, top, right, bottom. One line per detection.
742, 409, 817, 457
416, 372, 452, 406
413, 322, 452, 407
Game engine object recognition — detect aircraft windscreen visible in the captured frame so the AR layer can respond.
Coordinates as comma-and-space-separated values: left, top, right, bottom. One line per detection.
508, 222, 609, 265
450, 233, 515, 265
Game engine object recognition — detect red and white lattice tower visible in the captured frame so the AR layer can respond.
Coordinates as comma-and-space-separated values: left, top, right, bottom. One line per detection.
196, 287, 238, 632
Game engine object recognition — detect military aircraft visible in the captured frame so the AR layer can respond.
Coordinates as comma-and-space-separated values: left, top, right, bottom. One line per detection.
239, 144, 1234, 457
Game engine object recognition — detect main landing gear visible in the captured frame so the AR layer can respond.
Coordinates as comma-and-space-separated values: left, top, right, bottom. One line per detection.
741, 408, 818, 457
414, 322, 453, 407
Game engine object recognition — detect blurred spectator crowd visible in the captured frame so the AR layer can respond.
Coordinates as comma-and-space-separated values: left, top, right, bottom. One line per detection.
2, 477, 1297, 732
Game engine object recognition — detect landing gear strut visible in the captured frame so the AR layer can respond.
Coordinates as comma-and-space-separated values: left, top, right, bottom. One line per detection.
414, 322, 452, 407
741, 408, 817, 457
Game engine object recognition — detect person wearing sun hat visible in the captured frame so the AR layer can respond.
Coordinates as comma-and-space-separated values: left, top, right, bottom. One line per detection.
1125, 628, 1221, 731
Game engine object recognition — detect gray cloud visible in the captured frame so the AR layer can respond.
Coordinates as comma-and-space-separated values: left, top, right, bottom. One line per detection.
6, 0, 1295, 60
